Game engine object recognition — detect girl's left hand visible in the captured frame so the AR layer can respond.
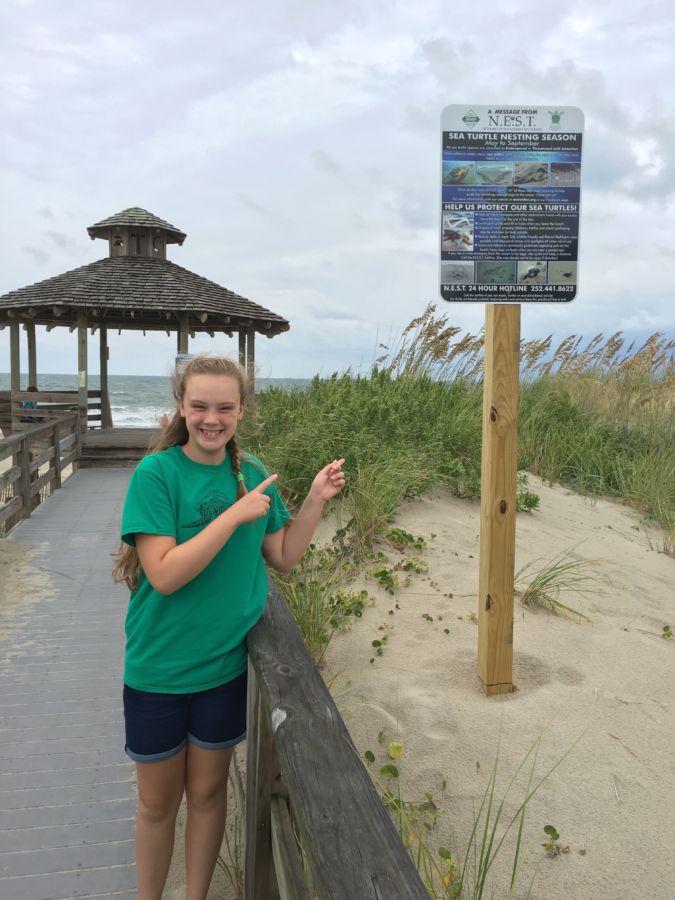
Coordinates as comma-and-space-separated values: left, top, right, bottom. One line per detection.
310, 458, 346, 503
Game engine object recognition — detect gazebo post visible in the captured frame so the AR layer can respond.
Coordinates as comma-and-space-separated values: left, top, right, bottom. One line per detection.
99, 326, 112, 428
238, 328, 246, 368
26, 323, 37, 388
77, 312, 88, 434
10, 322, 20, 391
246, 325, 255, 389
178, 313, 189, 355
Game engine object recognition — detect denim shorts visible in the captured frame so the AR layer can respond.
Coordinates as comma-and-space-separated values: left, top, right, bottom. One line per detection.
123, 670, 248, 763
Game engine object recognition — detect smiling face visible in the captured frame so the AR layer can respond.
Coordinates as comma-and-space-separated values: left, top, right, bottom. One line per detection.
178, 373, 244, 465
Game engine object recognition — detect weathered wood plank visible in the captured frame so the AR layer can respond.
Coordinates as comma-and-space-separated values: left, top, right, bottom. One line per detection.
19, 443, 31, 519
246, 586, 429, 900
59, 431, 78, 452
29, 467, 56, 498
0, 469, 137, 898
60, 448, 78, 469
245, 664, 281, 900
0, 464, 21, 491
11, 390, 101, 401
0, 494, 23, 525
53, 421, 62, 488
0, 414, 79, 448
271, 795, 312, 900
29, 445, 55, 473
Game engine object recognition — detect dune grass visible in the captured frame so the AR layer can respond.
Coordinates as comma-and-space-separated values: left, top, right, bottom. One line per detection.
243, 306, 674, 537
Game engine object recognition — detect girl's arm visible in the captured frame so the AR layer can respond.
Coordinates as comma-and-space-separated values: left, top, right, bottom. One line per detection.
136, 474, 278, 594
263, 460, 345, 573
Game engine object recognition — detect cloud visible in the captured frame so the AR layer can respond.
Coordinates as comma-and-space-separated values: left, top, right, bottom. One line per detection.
45, 230, 77, 253
310, 149, 341, 175
21, 246, 50, 264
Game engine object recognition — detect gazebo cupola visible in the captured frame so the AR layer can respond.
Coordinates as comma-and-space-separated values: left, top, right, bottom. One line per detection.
87, 207, 187, 261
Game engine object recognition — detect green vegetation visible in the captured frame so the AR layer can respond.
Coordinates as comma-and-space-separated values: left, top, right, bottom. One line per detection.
515, 547, 609, 621
243, 305, 673, 539
364, 730, 580, 898
270, 544, 372, 667
542, 824, 562, 857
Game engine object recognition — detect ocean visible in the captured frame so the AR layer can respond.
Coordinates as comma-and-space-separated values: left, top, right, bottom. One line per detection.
0, 374, 310, 427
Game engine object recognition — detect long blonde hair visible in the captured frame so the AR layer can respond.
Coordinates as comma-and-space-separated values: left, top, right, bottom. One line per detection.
112, 355, 251, 591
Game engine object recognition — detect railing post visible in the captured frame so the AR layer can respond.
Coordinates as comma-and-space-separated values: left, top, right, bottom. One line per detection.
53, 421, 62, 489
19, 435, 31, 519
75, 417, 83, 470
244, 660, 280, 900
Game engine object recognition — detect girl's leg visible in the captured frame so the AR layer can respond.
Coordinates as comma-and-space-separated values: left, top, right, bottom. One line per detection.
184, 743, 234, 900
134, 749, 187, 900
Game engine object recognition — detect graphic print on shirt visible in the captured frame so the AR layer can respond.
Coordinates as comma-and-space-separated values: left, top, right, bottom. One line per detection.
181, 490, 232, 528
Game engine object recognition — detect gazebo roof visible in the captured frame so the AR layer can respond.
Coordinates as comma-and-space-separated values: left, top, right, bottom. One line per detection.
87, 207, 187, 245
0, 256, 289, 336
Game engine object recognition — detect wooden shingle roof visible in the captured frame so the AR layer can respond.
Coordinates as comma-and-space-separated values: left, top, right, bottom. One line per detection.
87, 208, 187, 245
0, 256, 289, 336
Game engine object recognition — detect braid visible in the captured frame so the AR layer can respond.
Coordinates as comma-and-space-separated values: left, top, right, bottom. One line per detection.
228, 434, 248, 499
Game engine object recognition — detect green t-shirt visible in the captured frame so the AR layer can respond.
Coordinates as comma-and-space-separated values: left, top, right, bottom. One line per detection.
120, 444, 290, 693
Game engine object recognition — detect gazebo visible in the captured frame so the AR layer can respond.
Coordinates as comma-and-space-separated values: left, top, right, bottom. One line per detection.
0, 207, 289, 453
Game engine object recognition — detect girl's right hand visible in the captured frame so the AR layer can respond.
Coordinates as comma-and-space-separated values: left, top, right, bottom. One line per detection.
232, 474, 278, 524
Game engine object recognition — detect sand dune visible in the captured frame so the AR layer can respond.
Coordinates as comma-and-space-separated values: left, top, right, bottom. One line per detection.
321, 476, 674, 899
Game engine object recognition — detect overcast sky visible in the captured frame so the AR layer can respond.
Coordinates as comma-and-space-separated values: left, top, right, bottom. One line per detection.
1, 0, 673, 378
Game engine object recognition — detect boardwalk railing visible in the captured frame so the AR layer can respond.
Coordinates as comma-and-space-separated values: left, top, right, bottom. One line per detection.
7, 389, 102, 433
244, 582, 429, 900
0, 412, 80, 534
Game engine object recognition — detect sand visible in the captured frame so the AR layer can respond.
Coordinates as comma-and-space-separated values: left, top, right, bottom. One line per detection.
2, 474, 672, 898
317, 476, 674, 899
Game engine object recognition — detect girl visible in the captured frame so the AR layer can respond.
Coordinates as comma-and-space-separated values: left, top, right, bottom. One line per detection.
113, 356, 345, 900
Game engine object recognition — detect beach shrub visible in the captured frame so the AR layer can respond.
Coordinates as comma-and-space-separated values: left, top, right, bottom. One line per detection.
271, 544, 372, 667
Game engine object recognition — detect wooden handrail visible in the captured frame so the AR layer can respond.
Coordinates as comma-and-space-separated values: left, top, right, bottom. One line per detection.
8, 390, 103, 433
0, 412, 80, 534
245, 582, 429, 900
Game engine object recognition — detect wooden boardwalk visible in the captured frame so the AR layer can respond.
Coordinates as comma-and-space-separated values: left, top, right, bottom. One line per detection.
0, 468, 136, 900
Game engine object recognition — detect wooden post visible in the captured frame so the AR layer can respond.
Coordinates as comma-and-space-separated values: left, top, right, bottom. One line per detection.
26, 323, 37, 387
10, 322, 20, 391
53, 421, 62, 489
19, 437, 31, 519
239, 328, 247, 368
77, 312, 88, 434
245, 661, 281, 900
477, 304, 520, 695
177, 313, 189, 354
99, 327, 112, 428
246, 325, 255, 397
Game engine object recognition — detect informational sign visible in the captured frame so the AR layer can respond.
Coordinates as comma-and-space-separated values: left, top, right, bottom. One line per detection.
440, 106, 583, 302
175, 353, 193, 371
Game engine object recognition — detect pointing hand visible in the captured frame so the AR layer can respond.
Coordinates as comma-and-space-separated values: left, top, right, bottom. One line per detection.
310, 459, 346, 503
234, 474, 278, 524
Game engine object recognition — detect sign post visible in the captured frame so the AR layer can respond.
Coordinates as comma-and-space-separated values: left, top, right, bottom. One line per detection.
477, 304, 520, 694
439, 105, 584, 694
